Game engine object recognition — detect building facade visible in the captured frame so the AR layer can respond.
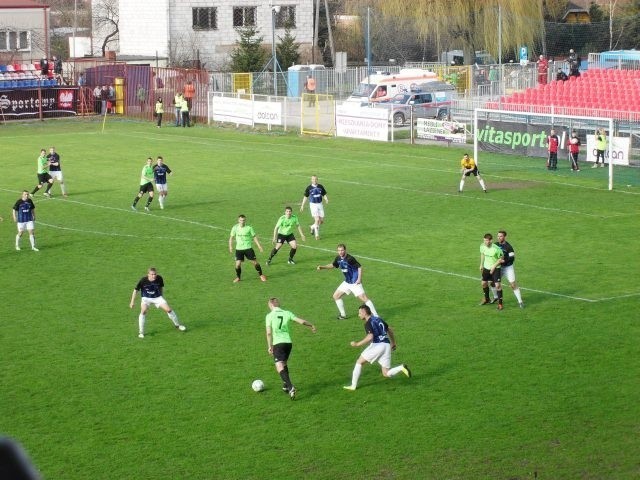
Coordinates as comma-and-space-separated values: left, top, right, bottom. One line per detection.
93, 0, 313, 70
0, 0, 51, 63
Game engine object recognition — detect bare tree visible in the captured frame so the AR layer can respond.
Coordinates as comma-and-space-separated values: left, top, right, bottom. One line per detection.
92, 0, 119, 56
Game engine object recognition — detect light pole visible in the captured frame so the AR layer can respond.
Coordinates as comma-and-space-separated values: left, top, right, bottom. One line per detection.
271, 4, 281, 96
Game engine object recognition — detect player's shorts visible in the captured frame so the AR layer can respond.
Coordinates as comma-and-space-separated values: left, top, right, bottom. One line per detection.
276, 233, 295, 245
37, 173, 52, 184
17, 221, 35, 232
235, 248, 257, 261
49, 170, 63, 181
156, 182, 168, 193
141, 296, 168, 308
336, 281, 365, 297
310, 202, 325, 218
481, 267, 502, 284
501, 264, 516, 284
360, 342, 392, 369
138, 182, 154, 194
272, 342, 292, 363
464, 167, 479, 177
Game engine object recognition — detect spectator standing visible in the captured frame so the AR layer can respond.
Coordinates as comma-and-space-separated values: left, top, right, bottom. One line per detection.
593, 128, 607, 168
53, 55, 63, 84
304, 75, 316, 106
547, 129, 559, 170
77, 73, 86, 87
568, 49, 580, 77
136, 84, 146, 113
155, 98, 164, 128
537, 55, 548, 84
183, 80, 195, 109
93, 85, 102, 113
569, 130, 581, 171
173, 92, 183, 126
180, 95, 190, 127
40, 57, 49, 78
100, 86, 109, 114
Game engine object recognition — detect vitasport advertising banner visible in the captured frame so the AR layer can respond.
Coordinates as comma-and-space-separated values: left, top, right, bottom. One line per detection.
0, 87, 77, 118
477, 120, 549, 157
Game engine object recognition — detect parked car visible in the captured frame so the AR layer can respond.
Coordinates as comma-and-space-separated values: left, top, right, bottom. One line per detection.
377, 81, 456, 125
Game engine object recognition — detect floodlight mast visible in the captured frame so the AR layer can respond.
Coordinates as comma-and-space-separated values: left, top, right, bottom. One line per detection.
270, 2, 281, 95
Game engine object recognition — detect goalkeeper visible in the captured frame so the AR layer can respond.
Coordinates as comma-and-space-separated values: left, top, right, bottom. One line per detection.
459, 154, 488, 193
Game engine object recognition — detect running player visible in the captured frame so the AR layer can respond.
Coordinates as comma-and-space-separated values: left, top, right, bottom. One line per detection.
153, 156, 172, 209
131, 157, 155, 211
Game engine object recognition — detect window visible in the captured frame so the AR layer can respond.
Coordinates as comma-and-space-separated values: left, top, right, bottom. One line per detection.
275, 6, 296, 29
233, 6, 256, 27
192, 7, 217, 30
0, 30, 30, 51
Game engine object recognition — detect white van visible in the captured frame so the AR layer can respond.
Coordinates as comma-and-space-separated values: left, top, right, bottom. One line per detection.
346, 68, 440, 104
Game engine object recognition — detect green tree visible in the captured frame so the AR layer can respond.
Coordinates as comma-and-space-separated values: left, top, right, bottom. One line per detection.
229, 26, 268, 73
345, 0, 545, 63
276, 24, 301, 70
616, 0, 640, 49
589, 2, 606, 22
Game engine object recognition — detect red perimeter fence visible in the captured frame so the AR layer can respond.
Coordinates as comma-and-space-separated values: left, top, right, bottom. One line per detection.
0, 59, 209, 124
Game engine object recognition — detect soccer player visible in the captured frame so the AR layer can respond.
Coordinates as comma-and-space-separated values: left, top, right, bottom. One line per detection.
459, 154, 487, 193
129, 267, 186, 338
153, 156, 172, 209
496, 230, 524, 308
131, 157, 155, 211
479, 233, 504, 310
46, 146, 68, 197
30, 149, 54, 198
12, 190, 39, 251
317, 243, 378, 319
547, 129, 559, 170
343, 305, 411, 391
265, 297, 316, 400
229, 214, 266, 283
266, 206, 306, 265
300, 175, 328, 240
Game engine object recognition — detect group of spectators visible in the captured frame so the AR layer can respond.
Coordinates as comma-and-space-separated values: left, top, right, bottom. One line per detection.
39, 55, 65, 84
537, 48, 581, 84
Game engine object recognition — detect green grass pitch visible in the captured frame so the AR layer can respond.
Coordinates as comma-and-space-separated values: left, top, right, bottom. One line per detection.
1, 118, 639, 479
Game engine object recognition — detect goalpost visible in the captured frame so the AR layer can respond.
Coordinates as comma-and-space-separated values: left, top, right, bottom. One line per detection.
473, 108, 616, 190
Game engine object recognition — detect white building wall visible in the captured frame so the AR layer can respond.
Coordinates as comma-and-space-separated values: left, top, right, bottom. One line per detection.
95, 0, 313, 69
166, 0, 314, 69
0, 7, 50, 61
118, 0, 169, 57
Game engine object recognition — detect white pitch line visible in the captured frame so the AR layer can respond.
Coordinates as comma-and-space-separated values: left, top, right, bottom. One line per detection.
38, 222, 209, 242
302, 244, 639, 303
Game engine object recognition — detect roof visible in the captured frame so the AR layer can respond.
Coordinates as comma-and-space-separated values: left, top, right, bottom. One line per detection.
0, 0, 48, 8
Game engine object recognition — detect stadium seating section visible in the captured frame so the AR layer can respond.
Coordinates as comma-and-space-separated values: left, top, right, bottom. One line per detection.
487, 68, 640, 119
0, 63, 58, 88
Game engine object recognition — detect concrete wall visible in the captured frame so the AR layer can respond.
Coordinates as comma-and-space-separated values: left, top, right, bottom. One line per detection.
0, 7, 50, 62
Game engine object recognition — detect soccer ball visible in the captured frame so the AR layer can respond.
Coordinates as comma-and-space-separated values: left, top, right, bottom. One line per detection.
251, 379, 265, 392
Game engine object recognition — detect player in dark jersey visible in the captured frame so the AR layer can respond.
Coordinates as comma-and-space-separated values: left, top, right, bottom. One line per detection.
317, 243, 378, 319
12, 190, 38, 251
46, 146, 68, 197
129, 267, 186, 338
496, 230, 524, 308
300, 175, 328, 240
343, 305, 411, 390
153, 156, 172, 209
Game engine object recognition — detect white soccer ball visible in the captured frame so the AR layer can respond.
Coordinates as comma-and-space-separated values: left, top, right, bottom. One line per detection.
251, 379, 265, 392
